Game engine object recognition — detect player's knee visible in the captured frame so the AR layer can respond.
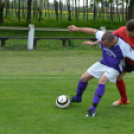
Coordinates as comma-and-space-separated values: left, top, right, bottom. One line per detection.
117, 76, 122, 81
99, 75, 109, 84
80, 75, 88, 82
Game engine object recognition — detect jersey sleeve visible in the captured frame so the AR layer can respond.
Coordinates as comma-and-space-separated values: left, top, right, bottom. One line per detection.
95, 31, 105, 41
113, 29, 120, 37
120, 41, 134, 61
112, 26, 126, 38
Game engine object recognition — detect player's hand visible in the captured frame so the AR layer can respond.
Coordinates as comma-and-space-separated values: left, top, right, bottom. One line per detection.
68, 25, 78, 32
82, 41, 96, 46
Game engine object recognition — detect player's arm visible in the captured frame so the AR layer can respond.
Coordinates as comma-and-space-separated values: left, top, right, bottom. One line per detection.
121, 44, 134, 60
82, 40, 100, 46
82, 31, 104, 46
68, 25, 97, 35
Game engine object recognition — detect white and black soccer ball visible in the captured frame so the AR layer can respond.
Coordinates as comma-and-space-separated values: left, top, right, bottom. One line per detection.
56, 95, 70, 108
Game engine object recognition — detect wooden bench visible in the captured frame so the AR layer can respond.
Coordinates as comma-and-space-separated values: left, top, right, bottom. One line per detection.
0, 37, 97, 47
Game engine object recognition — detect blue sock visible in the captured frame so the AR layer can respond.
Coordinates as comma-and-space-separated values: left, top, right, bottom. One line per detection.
90, 84, 105, 112
74, 80, 88, 100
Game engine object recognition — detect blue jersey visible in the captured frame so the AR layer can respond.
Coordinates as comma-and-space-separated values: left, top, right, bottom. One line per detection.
96, 31, 134, 73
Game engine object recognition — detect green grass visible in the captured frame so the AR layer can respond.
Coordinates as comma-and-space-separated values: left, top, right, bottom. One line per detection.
0, 51, 134, 133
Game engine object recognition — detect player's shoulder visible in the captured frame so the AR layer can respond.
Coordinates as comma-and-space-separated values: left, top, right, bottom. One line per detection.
113, 26, 126, 34
113, 26, 127, 38
114, 26, 126, 32
118, 38, 130, 49
95, 31, 105, 41
118, 37, 127, 44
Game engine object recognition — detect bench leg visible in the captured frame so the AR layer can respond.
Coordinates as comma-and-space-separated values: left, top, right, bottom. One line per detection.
1, 39, 6, 46
62, 40, 67, 47
34, 39, 37, 47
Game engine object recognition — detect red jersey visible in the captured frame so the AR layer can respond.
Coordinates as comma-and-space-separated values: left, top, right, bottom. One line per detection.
113, 26, 134, 65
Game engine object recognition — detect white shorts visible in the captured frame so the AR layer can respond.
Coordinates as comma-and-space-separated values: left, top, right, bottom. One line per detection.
87, 62, 120, 83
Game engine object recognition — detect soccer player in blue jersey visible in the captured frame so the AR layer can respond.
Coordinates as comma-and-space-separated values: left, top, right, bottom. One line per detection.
68, 25, 134, 117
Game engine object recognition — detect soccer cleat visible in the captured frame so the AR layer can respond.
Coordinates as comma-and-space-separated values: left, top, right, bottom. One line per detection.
112, 100, 130, 107
85, 109, 96, 117
70, 96, 82, 104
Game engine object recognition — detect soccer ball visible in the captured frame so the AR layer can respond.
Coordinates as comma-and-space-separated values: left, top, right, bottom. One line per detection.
56, 95, 70, 108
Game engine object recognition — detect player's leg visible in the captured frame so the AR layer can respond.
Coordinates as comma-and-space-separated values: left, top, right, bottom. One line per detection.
113, 71, 130, 106
86, 75, 108, 117
86, 68, 119, 117
70, 71, 94, 103
113, 59, 134, 107
70, 62, 102, 103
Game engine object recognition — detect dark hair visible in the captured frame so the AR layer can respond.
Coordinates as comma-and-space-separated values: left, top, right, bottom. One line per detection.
126, 19, 134, 31
101, 32, 115, 42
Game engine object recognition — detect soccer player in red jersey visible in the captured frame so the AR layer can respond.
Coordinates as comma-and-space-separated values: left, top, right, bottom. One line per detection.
112, 20, 134, 106
84, 19, 134, 106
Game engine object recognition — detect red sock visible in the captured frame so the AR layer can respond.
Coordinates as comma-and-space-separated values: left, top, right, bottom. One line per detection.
116, 79, 127, 102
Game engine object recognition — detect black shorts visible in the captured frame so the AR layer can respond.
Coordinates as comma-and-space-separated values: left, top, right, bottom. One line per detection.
124, 59, 134, 72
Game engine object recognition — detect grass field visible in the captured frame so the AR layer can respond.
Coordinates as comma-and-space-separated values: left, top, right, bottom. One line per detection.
0, 50, 134, 134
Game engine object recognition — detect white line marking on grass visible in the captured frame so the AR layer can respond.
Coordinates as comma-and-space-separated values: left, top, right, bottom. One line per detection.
0, 77, 80, 79
0, 76, 133, 79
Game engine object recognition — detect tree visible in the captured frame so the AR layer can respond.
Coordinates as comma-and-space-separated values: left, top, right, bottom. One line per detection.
67, 0, 71, 21
22, 0, 26, 18
109, 0, 113, 21
33, 0, 38, 18
115, 0, 120, 21
0, 0, 5, 23
128, 0, 134, 20
47, 0, 50, 18
38, 0, 43, 22
18, 0, 20, 22
93, 0, 96, 20
54, 0, 58, 21
27, 0, 32, 24
75, 0, 78, 20
59, 0, 63, 20
121, 0, 124, 21
14, 0, 18, 17
5, 0, 10, 17
125, 0, 128, 20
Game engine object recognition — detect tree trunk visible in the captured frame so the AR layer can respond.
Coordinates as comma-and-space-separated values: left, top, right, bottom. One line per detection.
75, 0, 77, 21
22, 0, 25, 18
86, 0, 88, 20
33, 0, 38, 18
125, 0, 128, 20
59, 0, 63, 20
67, 0, 71, 21
93, 0, 96, 20
110, 3, 113, 21
14, 0, 18, 17
116, 0, 120, 21
0, 2, 5, 23
121, 0, 124, 21
18, 0, 20, 22
6, 0, 10, 17
47, 1, 50, 18
128, 0, 134, 20
27, 0, 32, 24
38, 0, 43, 22
12, 0, 13, 16
54, 0, 58, 21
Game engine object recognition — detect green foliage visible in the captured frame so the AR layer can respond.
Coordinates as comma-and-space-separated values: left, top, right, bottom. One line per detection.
0, 15, 126, 29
